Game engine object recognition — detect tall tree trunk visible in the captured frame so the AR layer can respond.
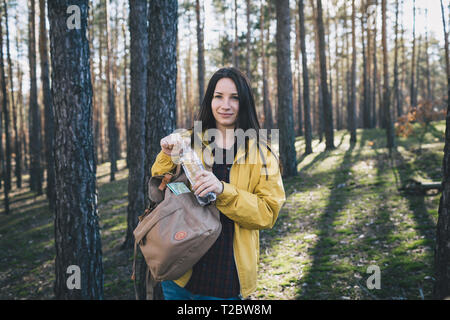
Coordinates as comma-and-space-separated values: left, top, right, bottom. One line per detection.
416, 35, 422, 103
233, 0, 239, 68
113, 7, 122, 161
144, 0, 178, 300
393, 0, 401, 119
105, 0, 118, 181
48, 0, 103, 299
399, 0, 406, 120
122, 0, 148, 252
39, 0, 55, 210
123, 20, 130, 169
276, 0, 297, 176
299, 0, 312, 154
28, 0, 43, 194
316, 0, 334, 149
176, 37, 183, 128
371, 1, 378, 128
88, 2, 98, 165
410, 0, 417, 108
434, 0, 450, 300
366, 1, 373, 128
424, 8, 432, 101
294, 1, 302, 137
98, 18, 105, 164
246, 0, 251, 80
0, 7, 10, 214
4, 0, 20, 190
260, 0, 273, 130
326, 3, 333, 127
186, 35, 194, 127
342, 0, 349, 130
310, 0, 323, 141
381, 0, 395, 150
196, 0, 205, 108
361, 1, 370, 128
335, 12, 341, 131
349, 0, 357, 143
16, 22, 27, 175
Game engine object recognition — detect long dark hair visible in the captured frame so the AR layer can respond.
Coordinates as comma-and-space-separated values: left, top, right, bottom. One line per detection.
195, 67, 260, 132
190, 67, 281, 176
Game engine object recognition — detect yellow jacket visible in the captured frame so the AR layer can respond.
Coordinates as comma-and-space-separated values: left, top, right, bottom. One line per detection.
151, 130, 286, 298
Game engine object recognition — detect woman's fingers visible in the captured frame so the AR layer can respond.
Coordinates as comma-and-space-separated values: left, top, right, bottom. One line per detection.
193, 172, 221, 196
197, 185, 216, 197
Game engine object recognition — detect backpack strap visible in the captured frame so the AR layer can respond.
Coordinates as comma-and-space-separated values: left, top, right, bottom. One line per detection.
158, 174, 173, 191
131, 240, 139, 299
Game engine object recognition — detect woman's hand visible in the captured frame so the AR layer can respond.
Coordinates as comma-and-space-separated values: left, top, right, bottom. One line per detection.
160, 133, 183, 156
192, 171, 224, 197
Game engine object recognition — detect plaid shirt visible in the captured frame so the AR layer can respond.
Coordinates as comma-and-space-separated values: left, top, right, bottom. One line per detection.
185, 144, 240, 298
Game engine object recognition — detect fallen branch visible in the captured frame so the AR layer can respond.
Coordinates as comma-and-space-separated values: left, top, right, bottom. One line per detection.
399, 179, 442, 194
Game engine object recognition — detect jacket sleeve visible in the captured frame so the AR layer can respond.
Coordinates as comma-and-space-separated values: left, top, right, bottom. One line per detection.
215, 151, 286, 230
151, 151, 178, 176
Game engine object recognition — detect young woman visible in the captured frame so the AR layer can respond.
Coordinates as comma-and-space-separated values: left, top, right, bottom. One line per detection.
152, 67, 286, 300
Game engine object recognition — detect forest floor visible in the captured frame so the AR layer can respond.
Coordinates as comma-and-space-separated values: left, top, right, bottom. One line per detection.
0, 120, 444, 300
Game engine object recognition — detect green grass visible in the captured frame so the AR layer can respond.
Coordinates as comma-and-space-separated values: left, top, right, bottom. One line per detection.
252, 120, 443, 300
0, 120, 445, 300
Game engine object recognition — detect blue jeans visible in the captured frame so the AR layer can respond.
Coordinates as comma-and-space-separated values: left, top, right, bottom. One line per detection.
161, 280, 242, 300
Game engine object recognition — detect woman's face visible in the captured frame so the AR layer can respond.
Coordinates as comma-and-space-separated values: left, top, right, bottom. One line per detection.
211, 77, 239, 130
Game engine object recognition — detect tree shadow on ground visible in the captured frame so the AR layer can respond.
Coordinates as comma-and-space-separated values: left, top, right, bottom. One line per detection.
391, 150, 437, 241
295, 134, 366, 299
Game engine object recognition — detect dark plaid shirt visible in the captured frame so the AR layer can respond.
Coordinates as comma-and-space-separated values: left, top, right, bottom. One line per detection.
185, 144, 240, 298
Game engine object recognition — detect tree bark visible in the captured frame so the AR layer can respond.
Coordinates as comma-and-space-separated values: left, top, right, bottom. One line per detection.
361, 1, 370, 128
246, 0, 251, 80
15, 20, 27, 176
381, 0, 395, 150
97, 11, 105, 164
371, 1, 378, 128
424, 8, 432, 101
122, 19, 130, 169
294, 3, 303, 137
434, 0, 450, 300
335, 7, 341, 131
393, 0, 401, 119
349, 0, 357, 143
298, 0, 312, 155
105, 0, 118, 181
276, 0, 297, 176
196, 0, 205, 108
260, 0, 273, 130
233, 0, 239, 69
28, 0, 43, 194
122, 0, 148, 252
39, 0, 56, 210
410, 0, 417, 108
0, 6, 10, 214
316, 0, 334, 149
186, 31, 194, 127
145, 0, 178, 300
48, 0, 103, 299
3, 0, 21, 190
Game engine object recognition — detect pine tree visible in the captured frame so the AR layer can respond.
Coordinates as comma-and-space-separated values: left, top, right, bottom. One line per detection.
48, 0, 103, 299
276, 0, 297, 176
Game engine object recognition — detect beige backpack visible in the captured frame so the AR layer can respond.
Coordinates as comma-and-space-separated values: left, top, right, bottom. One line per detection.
131, 165, 222, 297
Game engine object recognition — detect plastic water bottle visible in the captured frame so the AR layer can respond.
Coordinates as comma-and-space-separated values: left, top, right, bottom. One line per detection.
177, 136, 216, 206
